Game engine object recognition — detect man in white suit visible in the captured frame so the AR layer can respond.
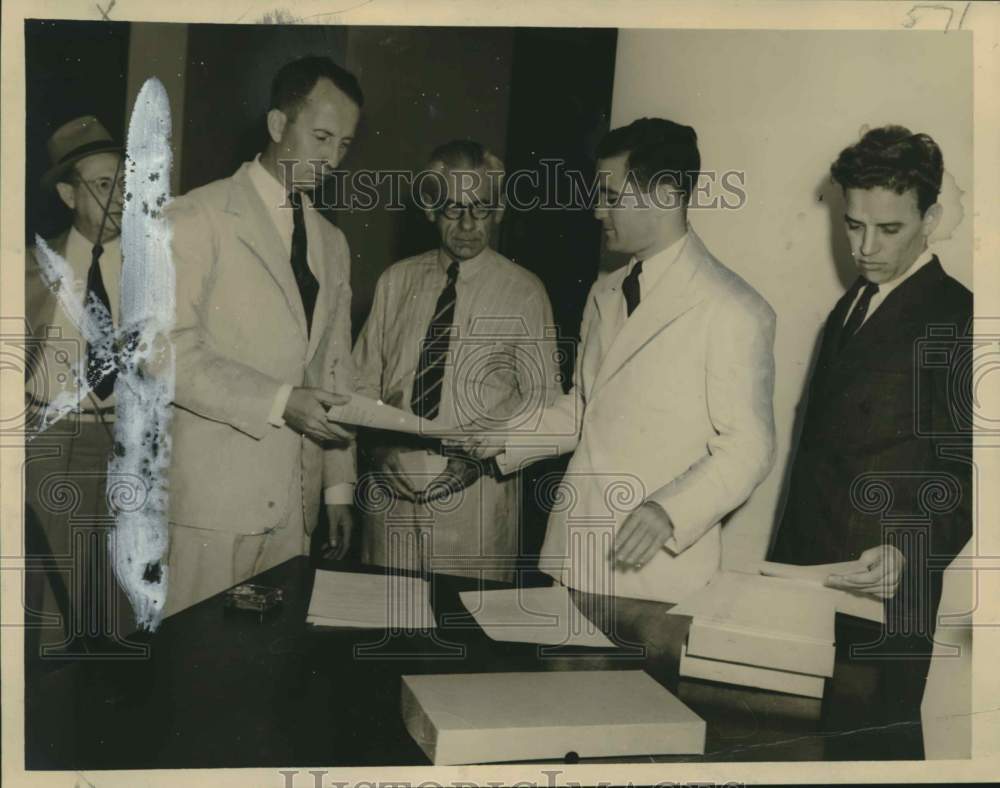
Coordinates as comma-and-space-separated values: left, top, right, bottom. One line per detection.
164, 57, 362, 615
456, 117, 776, 603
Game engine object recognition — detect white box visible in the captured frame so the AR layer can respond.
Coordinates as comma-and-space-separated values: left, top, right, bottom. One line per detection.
680, 644, 826, 699
401, 670, 705, 764
686, 619, 835, 677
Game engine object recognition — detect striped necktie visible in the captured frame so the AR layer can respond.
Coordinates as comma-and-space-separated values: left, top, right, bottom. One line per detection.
411, 260, 460, 420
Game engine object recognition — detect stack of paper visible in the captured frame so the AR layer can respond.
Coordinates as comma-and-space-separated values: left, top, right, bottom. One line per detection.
457, 586, 614, 648
753, 559, 885, 623
670, 571, 837, 698
401, 670, 705, 764
306, 570, 436, 630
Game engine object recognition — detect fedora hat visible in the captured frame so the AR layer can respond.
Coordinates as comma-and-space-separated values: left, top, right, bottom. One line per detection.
41, 115, 121, 189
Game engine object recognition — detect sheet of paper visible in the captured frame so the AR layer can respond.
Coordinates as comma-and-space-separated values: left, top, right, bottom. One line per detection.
325, 393, 458, 438
458, 585, 614, 648
755, 559, 869, 584
306, 570, 436, 630
668, 571, 837, 643
751, 561, 885, 623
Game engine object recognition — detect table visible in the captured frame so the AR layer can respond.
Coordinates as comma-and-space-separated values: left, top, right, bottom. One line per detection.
25, 556, 925, 769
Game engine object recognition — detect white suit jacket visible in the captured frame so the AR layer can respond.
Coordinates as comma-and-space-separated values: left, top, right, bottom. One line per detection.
166, 163, 356, 536
497, 230, 776, 602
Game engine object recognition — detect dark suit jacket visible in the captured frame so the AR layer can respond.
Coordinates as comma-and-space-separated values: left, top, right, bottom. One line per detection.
770, 257, 972, 631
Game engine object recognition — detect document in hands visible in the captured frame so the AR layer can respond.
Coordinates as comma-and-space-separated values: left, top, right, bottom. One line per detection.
325, 393, 458, 438
306, 570, 436, 630
753, 559, 885, 623
457, 585, 614, 648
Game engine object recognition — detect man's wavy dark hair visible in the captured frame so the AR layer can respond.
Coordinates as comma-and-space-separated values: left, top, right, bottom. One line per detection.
596, 117, 701, 203
830, 125, 943, 215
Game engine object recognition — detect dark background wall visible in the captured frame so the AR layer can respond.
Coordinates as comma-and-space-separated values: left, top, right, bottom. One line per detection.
337, 26, 515, 331
180, 23, 350, 194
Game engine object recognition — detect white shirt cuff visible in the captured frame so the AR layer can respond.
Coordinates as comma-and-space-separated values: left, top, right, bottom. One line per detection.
324, 483, 356, 506
268, 383, 295, 427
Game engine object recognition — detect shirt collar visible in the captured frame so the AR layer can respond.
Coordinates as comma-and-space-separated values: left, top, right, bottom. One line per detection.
67, 225, 120, 263
437, 246, 491, 279
628, 231, 689, 286
248, 154, 312, 212
876, 247, 934, 298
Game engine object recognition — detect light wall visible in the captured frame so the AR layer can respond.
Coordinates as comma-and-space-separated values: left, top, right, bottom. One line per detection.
609, 29, 973, 567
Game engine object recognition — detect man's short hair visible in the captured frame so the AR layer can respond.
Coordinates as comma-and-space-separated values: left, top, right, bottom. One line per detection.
269, 55, 364, 121
830, 125, 943, 215
595, 117, 701, 203
418, 139, 506, 208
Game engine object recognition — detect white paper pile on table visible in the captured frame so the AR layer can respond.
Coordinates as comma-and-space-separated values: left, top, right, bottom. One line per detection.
753, 559, 885, 623
457, 585, 614, 648
306, 570, 436, 630
401, 670, 705, 764
671, 571, 839, 698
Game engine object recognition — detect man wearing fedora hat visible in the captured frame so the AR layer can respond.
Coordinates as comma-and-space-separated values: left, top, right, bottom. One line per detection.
24, 114, 137, 657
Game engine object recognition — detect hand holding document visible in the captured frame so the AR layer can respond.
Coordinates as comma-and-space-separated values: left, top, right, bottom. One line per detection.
753, 560, 885, 623
325, 393, 460, 439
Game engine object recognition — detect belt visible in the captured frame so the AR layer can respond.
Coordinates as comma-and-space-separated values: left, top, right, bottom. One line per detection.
77, 410, 117, 424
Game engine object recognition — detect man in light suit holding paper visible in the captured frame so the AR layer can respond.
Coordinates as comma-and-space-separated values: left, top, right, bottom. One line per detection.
164, 57, 362, 615
455, 118, 777, 603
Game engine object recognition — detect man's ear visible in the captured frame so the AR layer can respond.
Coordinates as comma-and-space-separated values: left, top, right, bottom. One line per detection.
424, 208, 437, 224
266, 108, 288, 144
922, 202, 943, 238
55, 181, 76, 211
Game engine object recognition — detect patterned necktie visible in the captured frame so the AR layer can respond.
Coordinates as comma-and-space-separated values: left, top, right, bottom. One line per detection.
840, 279, 880, 350
289, 190, 320, 336
622, 259, 643, 317
411, 260, 460, 420
85, 243, 116, 401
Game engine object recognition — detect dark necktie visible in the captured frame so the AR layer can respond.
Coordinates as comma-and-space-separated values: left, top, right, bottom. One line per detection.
840, 279, 880, 350
622, 259, 643, 317
85, 244, 116, 401
411, 260, 460, 420
289, 190, 320, 336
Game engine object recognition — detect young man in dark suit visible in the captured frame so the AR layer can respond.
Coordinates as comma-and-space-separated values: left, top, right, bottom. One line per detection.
769, 126, 973, 752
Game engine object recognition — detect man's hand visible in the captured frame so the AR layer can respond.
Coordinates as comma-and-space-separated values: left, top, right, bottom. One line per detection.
611, 502, 674, 570
417, 455, 484, 503
283, 387, 354, 443
440, 430, 507, 461
825, 544, 905, 600
372, 445, 420, 502
323, 504, 354, 560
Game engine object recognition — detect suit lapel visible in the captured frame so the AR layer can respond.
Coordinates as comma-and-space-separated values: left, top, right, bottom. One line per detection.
27, 231, 70, 341
590, 231, 707, 396
226, 164, 309, 343
836, 258, 945, 364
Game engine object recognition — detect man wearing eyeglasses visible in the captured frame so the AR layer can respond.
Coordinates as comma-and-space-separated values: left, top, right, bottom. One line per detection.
352, 140, 560, 582
24, 115, 132, 654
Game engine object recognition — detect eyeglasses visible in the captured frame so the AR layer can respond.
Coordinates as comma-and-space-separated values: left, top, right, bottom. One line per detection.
75, 176, 123, 197
438, 201, 494, 221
